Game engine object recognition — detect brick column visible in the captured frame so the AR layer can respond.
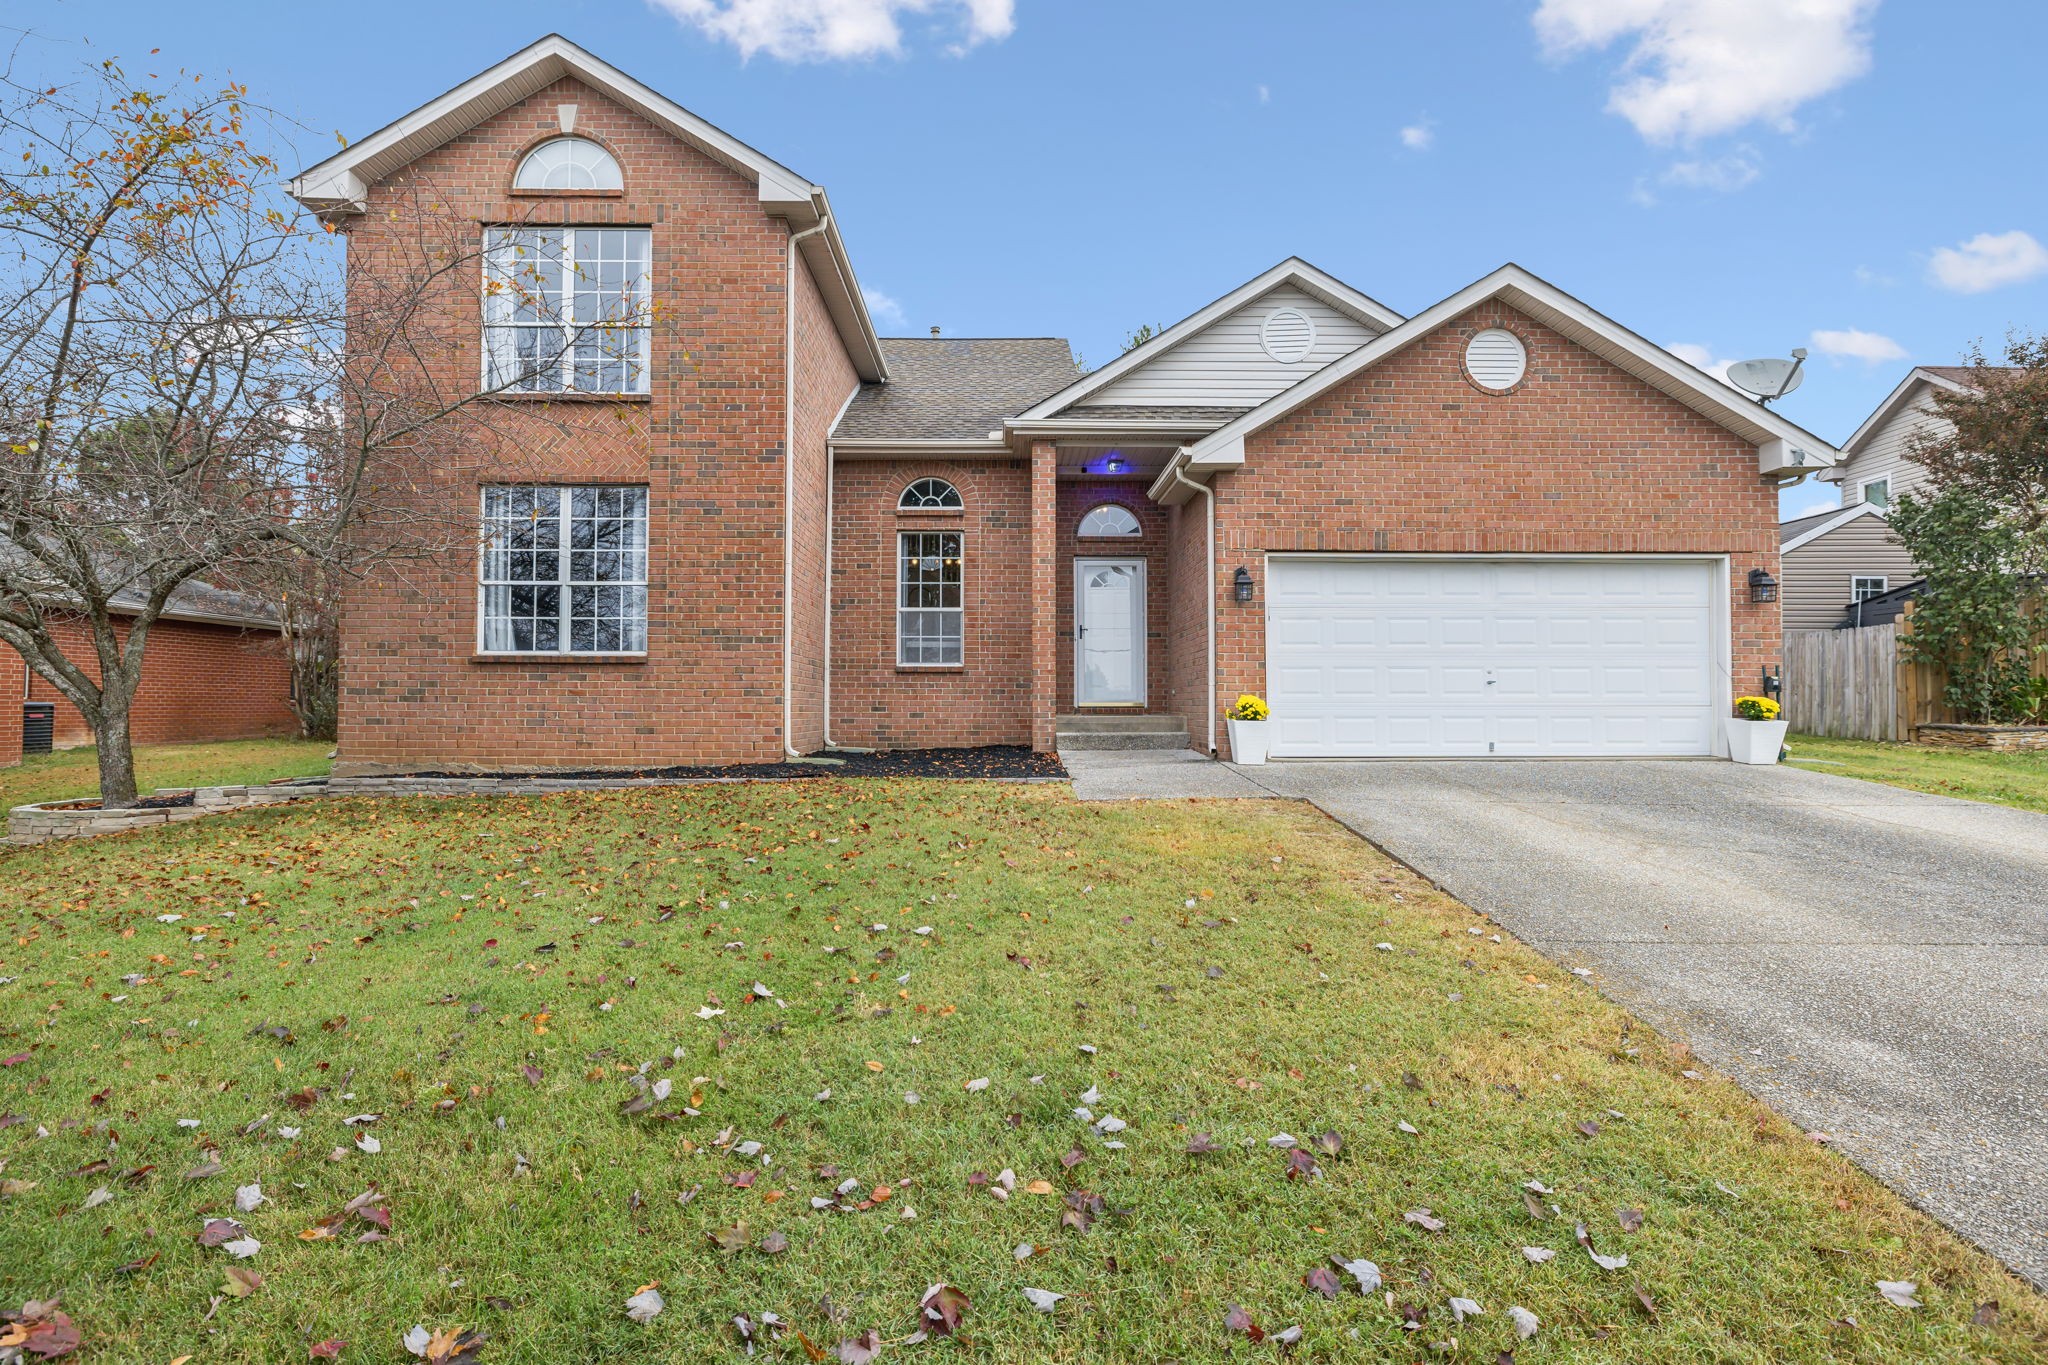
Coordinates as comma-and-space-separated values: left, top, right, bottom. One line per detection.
1028, 439, 1058, 753
0, 644, 21, 770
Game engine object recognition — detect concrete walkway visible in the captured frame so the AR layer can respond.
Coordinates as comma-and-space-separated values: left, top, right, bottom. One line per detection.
1061, 749, 2048, 1286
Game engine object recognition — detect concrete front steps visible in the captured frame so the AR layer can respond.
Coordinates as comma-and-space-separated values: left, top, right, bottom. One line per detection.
1055, 713, 1190, 751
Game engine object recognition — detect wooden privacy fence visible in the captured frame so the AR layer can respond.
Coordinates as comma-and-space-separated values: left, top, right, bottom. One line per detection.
1784, 625, 1901, 740
1785, 599, 2048, 742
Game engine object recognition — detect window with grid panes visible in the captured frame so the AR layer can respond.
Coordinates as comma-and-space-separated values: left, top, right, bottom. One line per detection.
483, 227, 651, 393
480, 486, 648, 654
897, 531, 962, 666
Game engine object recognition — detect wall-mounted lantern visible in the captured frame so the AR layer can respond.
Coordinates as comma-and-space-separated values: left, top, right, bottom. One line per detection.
1748, 568, 1779, 604
1233, 567, 1255, 603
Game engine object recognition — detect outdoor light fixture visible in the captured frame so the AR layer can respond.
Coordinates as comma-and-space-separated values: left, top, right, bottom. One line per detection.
1748, 568, 1778, 603
1104, 456, 1126, 474
1233, 567, 1255, 602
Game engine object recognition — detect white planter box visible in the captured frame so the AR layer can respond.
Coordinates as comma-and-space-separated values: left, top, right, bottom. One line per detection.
1227, 717, 1271, 765
1725, 717, 1789, 765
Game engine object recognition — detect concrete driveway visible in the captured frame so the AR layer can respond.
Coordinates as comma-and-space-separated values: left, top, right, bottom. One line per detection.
1067, 752, 2048, 1285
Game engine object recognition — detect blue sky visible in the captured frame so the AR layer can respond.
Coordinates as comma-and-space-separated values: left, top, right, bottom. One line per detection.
21, 1, 2045, 517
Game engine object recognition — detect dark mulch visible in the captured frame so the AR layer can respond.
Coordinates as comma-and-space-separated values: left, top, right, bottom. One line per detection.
43, 790, 196, 812
409, 745, 1068, 784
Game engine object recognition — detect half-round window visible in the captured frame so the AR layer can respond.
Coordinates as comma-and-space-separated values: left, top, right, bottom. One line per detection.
1078, 504, 1142, 537
899, 478, 963, 510
514, 137, 624, 191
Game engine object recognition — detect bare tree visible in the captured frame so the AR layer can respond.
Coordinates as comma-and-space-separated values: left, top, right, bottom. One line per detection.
0, 54, 614, 804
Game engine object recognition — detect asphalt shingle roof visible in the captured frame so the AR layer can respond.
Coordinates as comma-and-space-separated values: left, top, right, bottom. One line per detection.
833, 338, 1081, 442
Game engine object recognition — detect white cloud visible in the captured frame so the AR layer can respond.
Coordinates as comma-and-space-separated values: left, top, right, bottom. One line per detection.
1659, 148, 1759, 192
862, 286, 907, 328
650, 0, 1015, 61
1667, 342, 1738, 383
1533, 0, 1878, 144
1256, 84, 1271, 104
1927, 230, 2048, 294
1399, 120, 1434, 151
1810, 327, 1908, 364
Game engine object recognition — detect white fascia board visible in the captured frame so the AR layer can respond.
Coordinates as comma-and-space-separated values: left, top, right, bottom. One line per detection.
1780, 502, 1886, 554
1010, 257, 1406, 422
1838, 369, 1972, 456
1181, 263, 1839, 472
1005, 418, 1230, 438
829, 438, 1008, 459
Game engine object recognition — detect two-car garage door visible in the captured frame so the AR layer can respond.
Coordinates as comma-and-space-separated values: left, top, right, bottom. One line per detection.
1266, 558, 1722, 758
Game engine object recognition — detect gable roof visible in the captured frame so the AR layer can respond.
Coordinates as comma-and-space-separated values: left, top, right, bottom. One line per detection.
1010, 258, 1404, 424
1152, 263, 1839, 503
1837, 365, 2020, 457
288, 34, 885, 380
1779, 501, 1887, 553
834, 338, 1081, 444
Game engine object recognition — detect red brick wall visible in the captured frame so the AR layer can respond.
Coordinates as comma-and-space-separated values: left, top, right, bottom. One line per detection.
1164, 498, 1214, 753
829, 460, 1033, 748
0, 651, 21, 768
334, 76, 827, 773
1054, 481, 1170, 714
1209, 301, 1782, 757
790, 256, 859, 754
12, 616, 294, 750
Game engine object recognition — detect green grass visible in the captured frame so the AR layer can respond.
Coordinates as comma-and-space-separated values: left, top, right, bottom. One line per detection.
0, 738, 331, 811
1, 782, 2041, 1363
1787, 731, 2048, 814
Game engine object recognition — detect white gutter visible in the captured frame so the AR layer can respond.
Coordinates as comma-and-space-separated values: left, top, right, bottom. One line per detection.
822, 381, 861, 748
1169, 457, 1218, 757
783, 202, 834, 758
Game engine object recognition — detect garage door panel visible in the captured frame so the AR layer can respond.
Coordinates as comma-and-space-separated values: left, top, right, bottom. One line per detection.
1267, 558, 1719, 758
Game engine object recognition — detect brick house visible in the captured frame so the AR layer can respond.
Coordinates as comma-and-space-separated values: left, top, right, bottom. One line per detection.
290, 35, 1836, 772
1, 580, 295, 768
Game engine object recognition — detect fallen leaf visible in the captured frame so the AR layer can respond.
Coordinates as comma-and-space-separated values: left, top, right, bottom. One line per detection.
1404, 1208, 1446, 1234
1520, 1247, 1556, 1264
834, 1328, 881, 1363
309, 1341, 346, 1358
1617, 1207, 1644, 1234
1972, 1301, 1999, 1327
221, 1266, 264, 1298
1332, 1257, 1381, 1295
1509, 1305, 1539, 1340
919, 1283, 969, 1337
1185, 1133, 1220, 1156
1022, 1288, 1064, 1312
1304, 1267, 1342, 1300
1876, 1281, 1921, 1310
625, 1286, 665, 1324
1224, 1304, 1264, 1343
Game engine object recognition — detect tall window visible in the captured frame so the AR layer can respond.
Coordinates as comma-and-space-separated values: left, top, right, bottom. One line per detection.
898, 531, 963, 666
483, 228, 651, 394
514, 137, 623, 191
481, 486, 648, 654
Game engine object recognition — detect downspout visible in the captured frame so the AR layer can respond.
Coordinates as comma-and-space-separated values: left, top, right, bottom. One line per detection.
784, 202, 833, 758
1170, 457, 1218, 758
821, 385, 860, 748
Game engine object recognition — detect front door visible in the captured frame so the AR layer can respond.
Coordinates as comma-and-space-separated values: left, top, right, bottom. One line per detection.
1075, 559, 1146, 706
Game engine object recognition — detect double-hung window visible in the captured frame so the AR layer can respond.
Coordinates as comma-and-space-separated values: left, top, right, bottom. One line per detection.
897, 531, 963, 666
483, 228, 651, 394
480, 485, 648, 654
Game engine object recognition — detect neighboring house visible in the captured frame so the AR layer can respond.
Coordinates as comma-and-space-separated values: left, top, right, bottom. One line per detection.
1778, 504, 1917, 630
1, 580, 296, 768
1778, 365, 2015, 630
289, 35, 1834, 769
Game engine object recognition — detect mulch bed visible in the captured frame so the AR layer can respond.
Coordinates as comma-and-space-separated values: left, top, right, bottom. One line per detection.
41, 790, 197, 812
409, 745, 1068, 784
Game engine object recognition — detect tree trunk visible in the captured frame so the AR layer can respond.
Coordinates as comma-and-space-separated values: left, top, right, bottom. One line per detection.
95, 704, 140, 809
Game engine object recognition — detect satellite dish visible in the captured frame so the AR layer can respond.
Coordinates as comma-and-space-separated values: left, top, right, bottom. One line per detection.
1726, 348, 1808, 404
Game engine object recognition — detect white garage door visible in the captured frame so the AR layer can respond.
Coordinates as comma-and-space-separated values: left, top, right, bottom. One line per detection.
1266, 557, 1721, 758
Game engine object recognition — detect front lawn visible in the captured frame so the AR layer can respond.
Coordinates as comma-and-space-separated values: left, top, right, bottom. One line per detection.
1787, 731, 2048, 814
0, 783, 2039, 1363
0, 737, 332, 812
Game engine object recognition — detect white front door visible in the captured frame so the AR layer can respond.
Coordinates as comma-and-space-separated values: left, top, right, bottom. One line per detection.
1075, 559, 1146, 706
1266, 556, 1722, 757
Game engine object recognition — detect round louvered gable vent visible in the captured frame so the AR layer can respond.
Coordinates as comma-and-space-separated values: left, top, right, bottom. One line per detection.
1260, 308, 1317, 364
1465, 328, 1527, 391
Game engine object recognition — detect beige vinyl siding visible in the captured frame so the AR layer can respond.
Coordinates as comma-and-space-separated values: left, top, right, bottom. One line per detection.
1091, 284, 1379, 407
1780, 516, 1920, 629
1839, 385, 1947, 508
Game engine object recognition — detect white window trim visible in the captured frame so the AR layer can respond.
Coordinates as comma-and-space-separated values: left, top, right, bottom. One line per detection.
481, 226, 652, 395
1860, 476, 1891, 509
477, 485, 650, 656
898, 478, 963, 510
1851, 574, 1888, 601
513, 137, 623, 192
896, 529, 964, 667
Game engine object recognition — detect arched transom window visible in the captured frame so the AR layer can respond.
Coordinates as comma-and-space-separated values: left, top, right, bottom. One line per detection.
1077, 503, 1142, 537
514, 137, 623, 191
899, 478, 963, 510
